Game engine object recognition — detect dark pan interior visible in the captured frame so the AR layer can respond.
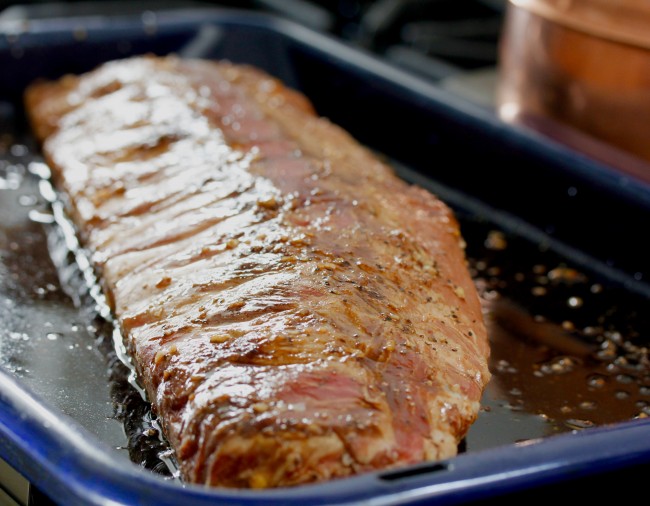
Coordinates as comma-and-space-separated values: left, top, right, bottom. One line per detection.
1, 9, 650, 506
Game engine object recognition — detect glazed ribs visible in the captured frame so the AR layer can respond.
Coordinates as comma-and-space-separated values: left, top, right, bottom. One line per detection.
24, 55, 491, 488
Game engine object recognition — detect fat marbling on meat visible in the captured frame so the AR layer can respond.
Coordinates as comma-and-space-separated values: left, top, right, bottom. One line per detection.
24, 55, 491, 488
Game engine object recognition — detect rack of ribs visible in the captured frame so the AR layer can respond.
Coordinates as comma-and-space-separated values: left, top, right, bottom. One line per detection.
24, 55, 491, 489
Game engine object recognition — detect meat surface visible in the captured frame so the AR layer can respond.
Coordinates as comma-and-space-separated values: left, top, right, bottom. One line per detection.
24, 55, 491, 488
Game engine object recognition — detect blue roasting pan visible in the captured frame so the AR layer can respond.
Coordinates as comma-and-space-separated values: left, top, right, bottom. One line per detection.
1, 7, 650, 506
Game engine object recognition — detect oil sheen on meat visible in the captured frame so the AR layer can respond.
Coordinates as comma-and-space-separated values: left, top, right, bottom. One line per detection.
24, 55, 491, 489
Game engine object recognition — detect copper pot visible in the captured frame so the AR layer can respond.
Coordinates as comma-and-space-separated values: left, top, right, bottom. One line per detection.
497, 0, 650, 163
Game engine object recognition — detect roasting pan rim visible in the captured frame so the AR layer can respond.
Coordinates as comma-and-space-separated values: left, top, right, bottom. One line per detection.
2, 6, 650, 505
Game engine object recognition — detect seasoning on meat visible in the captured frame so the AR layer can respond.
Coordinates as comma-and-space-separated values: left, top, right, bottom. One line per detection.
24, 55, 491, 488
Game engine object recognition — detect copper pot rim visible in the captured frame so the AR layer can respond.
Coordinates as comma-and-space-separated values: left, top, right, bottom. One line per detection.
509, 0, 650, 49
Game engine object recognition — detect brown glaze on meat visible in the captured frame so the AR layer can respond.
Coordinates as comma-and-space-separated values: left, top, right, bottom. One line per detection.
24, 55, 491, 488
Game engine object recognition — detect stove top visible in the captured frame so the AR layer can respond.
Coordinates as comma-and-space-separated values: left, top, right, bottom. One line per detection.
0, 0, 506, 107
